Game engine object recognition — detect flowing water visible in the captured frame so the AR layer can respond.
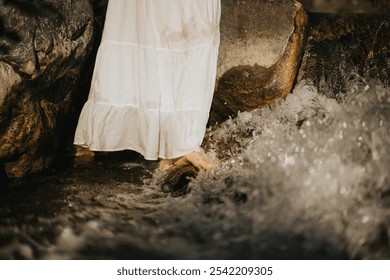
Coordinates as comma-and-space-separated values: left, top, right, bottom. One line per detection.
1, 75, 390, 259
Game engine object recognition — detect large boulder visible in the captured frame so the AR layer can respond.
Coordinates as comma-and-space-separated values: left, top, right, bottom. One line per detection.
0, 0, 94, 178
209, 0, 308, 125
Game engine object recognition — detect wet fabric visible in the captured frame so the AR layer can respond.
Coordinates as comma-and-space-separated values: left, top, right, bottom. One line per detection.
74, 0, 221, 159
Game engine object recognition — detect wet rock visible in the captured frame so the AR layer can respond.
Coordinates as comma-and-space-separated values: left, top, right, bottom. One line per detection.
0, 160, 6, 187
297, 14, 390, 99
160, 165, 199, 197
90, 0, 109, 28
210, 0, 308, 125
300, 0, 390, 13
0, 1, 94, 178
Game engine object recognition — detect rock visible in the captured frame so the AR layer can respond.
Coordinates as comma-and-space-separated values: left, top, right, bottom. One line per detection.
90, 0, 109, 29
297, 14, 390, 99
300, 0, 390, 13
0, 160, 6, 187
160, 165, 199, 197
209, 0, 308, 125
0, 0, 94, 178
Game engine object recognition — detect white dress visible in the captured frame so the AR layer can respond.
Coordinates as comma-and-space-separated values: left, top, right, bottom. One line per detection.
74, 0, 221, 160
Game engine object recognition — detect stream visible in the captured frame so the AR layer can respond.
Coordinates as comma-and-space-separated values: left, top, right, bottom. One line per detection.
1, 73, 390, 259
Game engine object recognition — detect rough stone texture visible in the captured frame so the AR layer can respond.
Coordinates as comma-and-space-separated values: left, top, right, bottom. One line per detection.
300, 0, 390, 13
209, 0, 308, 125
0, 0, 94, 178
297, 13, 390, 99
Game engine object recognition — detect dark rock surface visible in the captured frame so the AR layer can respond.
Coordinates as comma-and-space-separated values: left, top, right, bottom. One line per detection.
0, 160, 6, 187
0, 0, 94, 178
297, 13, 390, 100
300, 0, 390, 13
209, 0, 308, 125
160, 165, 198, 197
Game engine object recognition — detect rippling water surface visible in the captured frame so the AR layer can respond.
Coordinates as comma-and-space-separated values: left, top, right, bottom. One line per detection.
1, 77, 390, 259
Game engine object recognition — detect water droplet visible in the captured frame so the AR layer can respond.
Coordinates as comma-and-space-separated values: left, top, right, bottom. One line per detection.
361, 215, 370, 224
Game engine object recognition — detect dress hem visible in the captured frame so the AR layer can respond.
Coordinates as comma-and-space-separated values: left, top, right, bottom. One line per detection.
73, 143, 201, 161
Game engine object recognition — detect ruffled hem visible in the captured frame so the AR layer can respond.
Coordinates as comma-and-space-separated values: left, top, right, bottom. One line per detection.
74, 101, 210, 160
89, 40, 219, 113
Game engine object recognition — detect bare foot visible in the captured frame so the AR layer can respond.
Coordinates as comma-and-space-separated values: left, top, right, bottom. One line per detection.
173, 151, 213, 171
158, 159, 173, 171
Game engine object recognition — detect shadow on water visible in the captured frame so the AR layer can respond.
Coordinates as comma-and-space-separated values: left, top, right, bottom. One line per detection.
0, 151, 153, 259
0, 147, 352, 260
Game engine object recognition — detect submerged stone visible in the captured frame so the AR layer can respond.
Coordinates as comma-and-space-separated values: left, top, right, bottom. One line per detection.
160, 165, 198, 197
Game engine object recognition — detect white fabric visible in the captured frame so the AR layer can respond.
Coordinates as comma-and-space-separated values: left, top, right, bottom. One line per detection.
74, 0, 221, 160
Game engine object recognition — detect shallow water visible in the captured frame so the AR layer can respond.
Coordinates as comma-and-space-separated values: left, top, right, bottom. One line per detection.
1, 77, 389, 260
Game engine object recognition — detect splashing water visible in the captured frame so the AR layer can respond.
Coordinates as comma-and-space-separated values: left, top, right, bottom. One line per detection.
141, 77, 390, 259
1, 78, 389, 260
